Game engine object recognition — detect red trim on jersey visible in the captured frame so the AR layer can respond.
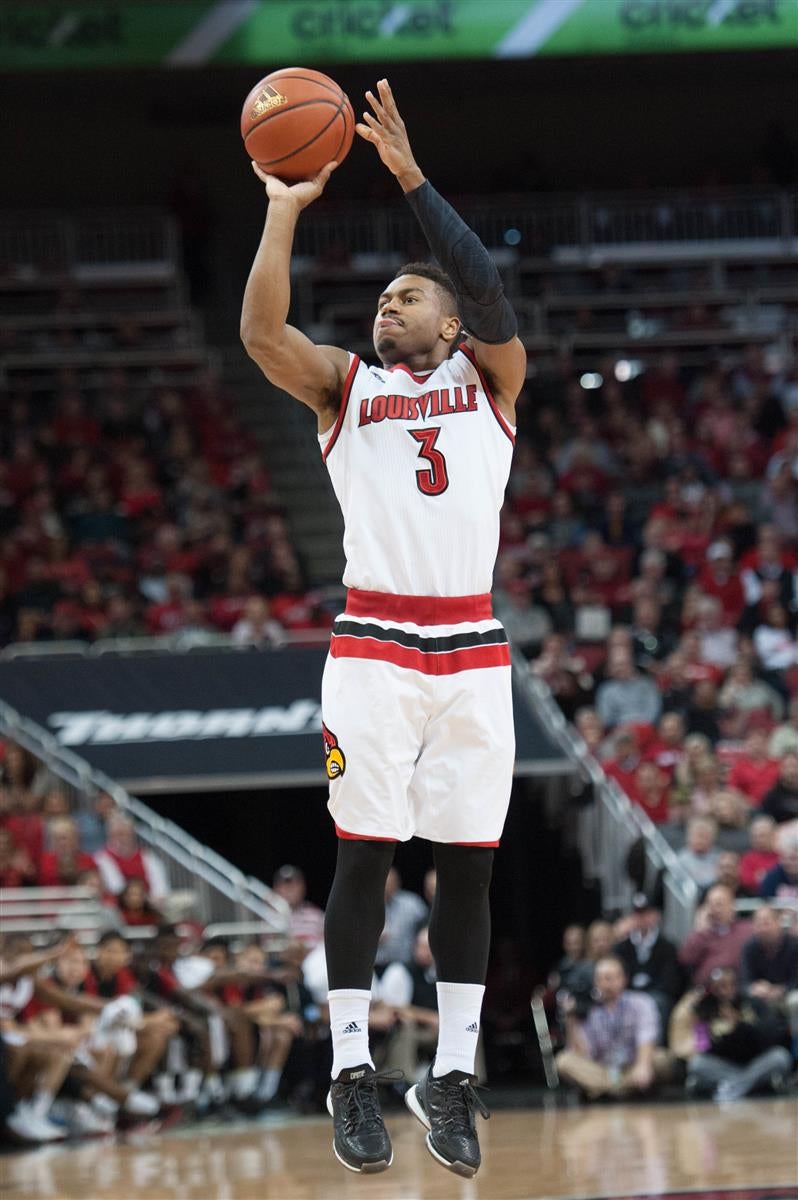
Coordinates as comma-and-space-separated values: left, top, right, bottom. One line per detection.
334, 824, 398, 842
345, 588, 492, 624
321, 354, 361, 462
458, 344, 516, 446
452, 839, 500, 847
330, 634, 510, 674
386, 362, 436, 384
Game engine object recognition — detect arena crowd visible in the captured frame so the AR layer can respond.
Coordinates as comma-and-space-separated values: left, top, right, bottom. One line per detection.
1, 733, 796, 1143
2, 288, 797, 1139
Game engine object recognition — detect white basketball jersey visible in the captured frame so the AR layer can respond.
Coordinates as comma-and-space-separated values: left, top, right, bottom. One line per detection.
319, 344, 515, 597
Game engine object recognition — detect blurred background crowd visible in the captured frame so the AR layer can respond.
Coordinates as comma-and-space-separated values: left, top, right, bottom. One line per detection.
2, 731, 797, 1141
1, 12, 797, 1154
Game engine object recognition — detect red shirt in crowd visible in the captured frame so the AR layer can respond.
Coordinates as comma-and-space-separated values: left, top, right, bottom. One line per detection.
83, 966, 137, 998
146, 600, 188, 634
643, 740, 684, 780
0, 863, 27, 887
605, 757, 642, 798
696, 565, 745, 623
37, 851, 96, 887
738, 849, 780, 893
632, 788, 671, 825
118, 904, 161, 927
727, 757, 781, 805
1, 813, 43, 868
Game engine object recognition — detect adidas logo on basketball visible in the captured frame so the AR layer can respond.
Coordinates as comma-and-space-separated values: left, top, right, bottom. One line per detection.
466, 1022, 479, 1032
342, 1022, 362, 1034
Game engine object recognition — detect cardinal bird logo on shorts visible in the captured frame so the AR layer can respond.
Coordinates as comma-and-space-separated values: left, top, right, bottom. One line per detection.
322, 723, 346, 780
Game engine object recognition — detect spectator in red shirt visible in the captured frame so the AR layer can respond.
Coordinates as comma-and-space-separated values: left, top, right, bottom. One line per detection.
84, 931, 179, 1095
117, 878, 163, 927
679, 885, 752, 988
1, 791, 44, 873
83, 931, 137, 999
630, 761, 671, 825
604, 729, 643, 799
145, 573, 193, 635
698, 540, 745, 623
727, 729, 781, 807
52, 393, 101, 447
644, 712, 686, 779
739, 815, 780, 893
642, 352, 685, 412
0, 826, 35, 886
37, 817, 95, 886
95, 812, 169, 900
558, 449, 609, 508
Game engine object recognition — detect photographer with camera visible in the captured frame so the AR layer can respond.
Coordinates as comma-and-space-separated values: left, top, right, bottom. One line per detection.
555, 955, 672, 1099
669, 964, 791, 1102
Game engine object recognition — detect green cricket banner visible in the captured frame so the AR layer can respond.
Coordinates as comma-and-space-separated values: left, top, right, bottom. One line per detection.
1, 0, 796, 70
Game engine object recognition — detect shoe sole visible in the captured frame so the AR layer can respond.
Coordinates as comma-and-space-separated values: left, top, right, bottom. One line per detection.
325, 1091, 392, 1174
404, 1084, 478, 1179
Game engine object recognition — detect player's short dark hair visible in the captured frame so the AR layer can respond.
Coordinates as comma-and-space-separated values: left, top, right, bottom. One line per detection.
394, 262, 458, 316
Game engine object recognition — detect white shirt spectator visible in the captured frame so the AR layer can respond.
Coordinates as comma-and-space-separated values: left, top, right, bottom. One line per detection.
173, 955, 216, 989
94, 845, 170, 901
699, 627, 738, 670
754, 625, 798, 671
231, 597, 285, 647
676, 846, 722, 890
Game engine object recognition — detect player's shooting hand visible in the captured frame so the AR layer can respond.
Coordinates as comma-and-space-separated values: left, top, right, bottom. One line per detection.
251, 160, 338, 211
356, 79, 425, 193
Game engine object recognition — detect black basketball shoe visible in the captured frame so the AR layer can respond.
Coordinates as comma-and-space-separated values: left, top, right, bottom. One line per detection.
405, 1066, 489, 1178
326, 1064, 393, 1173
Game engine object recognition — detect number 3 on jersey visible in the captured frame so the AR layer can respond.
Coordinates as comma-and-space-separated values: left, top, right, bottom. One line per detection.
408, 427, 449, 496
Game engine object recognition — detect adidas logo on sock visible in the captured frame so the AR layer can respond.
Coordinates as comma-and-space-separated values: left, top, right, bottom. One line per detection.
342, 1022, 362, 1034
466, 1022, 479, 1033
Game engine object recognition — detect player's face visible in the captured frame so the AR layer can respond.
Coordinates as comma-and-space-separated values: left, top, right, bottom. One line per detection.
373, 275, 455, 363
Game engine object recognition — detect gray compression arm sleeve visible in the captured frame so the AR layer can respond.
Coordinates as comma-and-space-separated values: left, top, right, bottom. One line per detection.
405, 179, 517, 344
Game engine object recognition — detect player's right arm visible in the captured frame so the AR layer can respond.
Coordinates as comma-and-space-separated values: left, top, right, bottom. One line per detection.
240, 163, 350, 429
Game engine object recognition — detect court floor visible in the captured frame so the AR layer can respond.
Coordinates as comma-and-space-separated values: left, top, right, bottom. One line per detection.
1, 1098, 796, 1200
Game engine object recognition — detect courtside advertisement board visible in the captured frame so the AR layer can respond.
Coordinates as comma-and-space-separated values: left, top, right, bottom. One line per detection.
1, 0, 797, 70
0, 648, 568, 790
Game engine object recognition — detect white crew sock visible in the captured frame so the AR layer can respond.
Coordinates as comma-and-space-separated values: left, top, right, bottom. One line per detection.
30, 1089, 55, 1119
257, 1068, 282, 1102
328, 988, 373, 1078
229, 1067, 259, 1100
433, 981, 485, 1077
154, 1073, 177, 1105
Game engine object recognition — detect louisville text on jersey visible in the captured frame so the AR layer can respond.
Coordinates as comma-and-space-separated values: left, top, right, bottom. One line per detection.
358, 384, 478, 426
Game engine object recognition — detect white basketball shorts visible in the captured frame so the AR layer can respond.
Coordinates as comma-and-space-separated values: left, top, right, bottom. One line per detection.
320, 589, 515, 845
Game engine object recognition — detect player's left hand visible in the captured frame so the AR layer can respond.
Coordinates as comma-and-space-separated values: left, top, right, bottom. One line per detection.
356, 79, 424, 191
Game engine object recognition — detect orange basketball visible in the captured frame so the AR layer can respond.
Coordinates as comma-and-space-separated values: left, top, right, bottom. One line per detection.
240, 68, 355, 182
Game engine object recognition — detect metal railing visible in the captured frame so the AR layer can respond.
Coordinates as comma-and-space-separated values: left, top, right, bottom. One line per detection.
517, 656, 698, 943
0, 209, 180, 275
0, 700, 289, 935
297, 187, 797, 259
0, 625, 337, 660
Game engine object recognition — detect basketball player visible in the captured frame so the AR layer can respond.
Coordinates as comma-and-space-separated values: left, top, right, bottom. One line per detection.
242, 79, 525, 1178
